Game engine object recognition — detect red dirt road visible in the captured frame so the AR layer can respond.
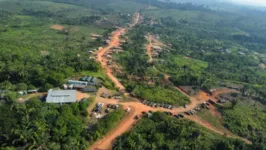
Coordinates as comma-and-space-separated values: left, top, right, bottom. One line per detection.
89, 88, 251, 150
146, 34, 153, 64
96, 28, 126, 91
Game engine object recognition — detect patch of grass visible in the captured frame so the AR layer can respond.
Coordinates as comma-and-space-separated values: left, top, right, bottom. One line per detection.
221, 100, 266, 141
133, 84, 189, 106
77, 69, 115, 89
197, 109, 224, 129
87, 107, 125, 144
106, 1, 148, 13
1, 15, 106, 53
156, 55, 208, 76
113, 112, 248, 150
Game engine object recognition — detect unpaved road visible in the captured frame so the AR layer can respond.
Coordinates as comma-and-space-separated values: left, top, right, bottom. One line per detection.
18, 92, 46, 103
146, 34, 153, 63
96, 28, 126, 91
90, 87, 251, 150
90, 12, 251, 150
130, 12, 140, 28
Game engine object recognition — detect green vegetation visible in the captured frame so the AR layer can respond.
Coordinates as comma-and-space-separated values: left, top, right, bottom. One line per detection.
0, 98, 91, 149
113, 112, 249, 150
1, 0, 266, 149
140, 4, 266, 90
156, 55, 208, 75
219, 100, 266, 147
197, 109, 224, 129
0, 0, 113, 91
133, 85, 189, 106
77, 69, 115, 89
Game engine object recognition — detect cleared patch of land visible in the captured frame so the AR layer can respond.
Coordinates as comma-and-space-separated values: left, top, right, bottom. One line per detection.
50, 24, 64, 30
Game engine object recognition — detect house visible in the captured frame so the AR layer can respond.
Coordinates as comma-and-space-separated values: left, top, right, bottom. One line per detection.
80, 76, 101, 86
63, 84, 68, 90
83, 85, 97, 92
100, 92, 109, 98
28, 89, 38, 93
107, 60, 112, 65
219, 99, 227, 103
46, 90, 76, 104
152, 45, 162, 51
73, 84, 87, 90
18, 91, 27, 95
238, 52, 245, 55
106, 55, 112, 59
68, 80, 88, 86
208, 99, 216, 105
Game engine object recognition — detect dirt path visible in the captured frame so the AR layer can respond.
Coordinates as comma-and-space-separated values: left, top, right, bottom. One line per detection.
130, 12, 140, 28
96, 28, 126, 91
89, 87, 251, 150
186, 115, 251, 144
17, 92, 46, 103
146, 34, 153, 64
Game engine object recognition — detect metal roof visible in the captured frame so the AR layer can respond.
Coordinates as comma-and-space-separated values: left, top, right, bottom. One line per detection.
46, 90, 76, 103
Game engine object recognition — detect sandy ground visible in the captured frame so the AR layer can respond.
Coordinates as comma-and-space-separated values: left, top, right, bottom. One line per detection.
146, 34, 153, 64
50, 24, 64, 30
96, 28, 126, 91
259, 63, 266, 69
76, 91, 90, 102
129, 12, 140, 28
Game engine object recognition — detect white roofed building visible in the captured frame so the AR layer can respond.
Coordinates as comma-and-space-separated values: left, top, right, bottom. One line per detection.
46, 90, 77, 104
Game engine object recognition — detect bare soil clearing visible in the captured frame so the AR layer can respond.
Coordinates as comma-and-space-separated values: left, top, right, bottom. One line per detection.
76, 91, 90, 101
96, 28, 126, 91
146, 34, 153, 63
259, 63, 266, 69
50, 24, 64, 30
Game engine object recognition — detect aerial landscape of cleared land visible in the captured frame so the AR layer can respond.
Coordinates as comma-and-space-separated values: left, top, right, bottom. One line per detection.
0, 0, 266, 150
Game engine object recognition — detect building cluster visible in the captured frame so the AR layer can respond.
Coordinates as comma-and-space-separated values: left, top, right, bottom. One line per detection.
45, 76, 100, 104
63, 76, 100, 92
91, 102, 120, 119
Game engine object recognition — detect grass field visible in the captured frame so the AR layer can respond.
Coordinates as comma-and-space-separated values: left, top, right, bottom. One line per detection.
76, 69, 115, 89
156, 55, 208, 76
197, 109, 224, 129
220, 100, 266, 140
1, 14, 106, 52
133, 84, 189, 106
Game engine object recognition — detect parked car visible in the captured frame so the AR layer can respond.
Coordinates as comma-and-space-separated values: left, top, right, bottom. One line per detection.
105, 108, 110, 113
178, 114, 184, 118
184, 104, 188, 108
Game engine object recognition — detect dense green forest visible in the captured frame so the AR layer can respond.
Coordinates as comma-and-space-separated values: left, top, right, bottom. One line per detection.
113, 112, 256, 150
0, 96, 126, 149
0, 98, 90, 149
